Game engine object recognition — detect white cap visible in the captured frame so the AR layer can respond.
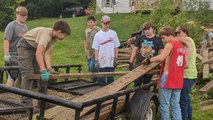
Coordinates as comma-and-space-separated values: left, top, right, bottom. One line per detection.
101, 15, 111, 23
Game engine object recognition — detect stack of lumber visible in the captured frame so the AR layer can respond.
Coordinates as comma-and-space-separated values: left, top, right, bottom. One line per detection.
117, 47, 132, 68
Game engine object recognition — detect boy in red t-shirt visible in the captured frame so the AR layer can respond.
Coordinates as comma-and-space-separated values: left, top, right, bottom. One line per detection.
143, 27, 188, 120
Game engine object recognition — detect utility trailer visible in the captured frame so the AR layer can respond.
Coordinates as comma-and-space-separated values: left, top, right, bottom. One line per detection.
0, 64, 160, 120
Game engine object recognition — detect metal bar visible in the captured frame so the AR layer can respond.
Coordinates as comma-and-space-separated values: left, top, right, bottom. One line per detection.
124, 93, 130, 110
65, 67, 71, 81
95, 102, 102, 120
0, 107, 32, 115
0, 84, 83, 110
28, 108, 33, 120
75, 110, 81, 120
0, 69, 4, 84
110, 97, 118, 119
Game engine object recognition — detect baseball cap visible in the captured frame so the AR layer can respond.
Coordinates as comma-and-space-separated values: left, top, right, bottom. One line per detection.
101, 15, 111, 23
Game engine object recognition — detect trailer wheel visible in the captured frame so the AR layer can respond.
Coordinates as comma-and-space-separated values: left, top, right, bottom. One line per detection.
127, 90, 158, 120
144, 100, 156, 120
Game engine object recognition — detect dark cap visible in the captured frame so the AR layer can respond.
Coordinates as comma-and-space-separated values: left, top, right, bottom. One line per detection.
142, 21, 153, 30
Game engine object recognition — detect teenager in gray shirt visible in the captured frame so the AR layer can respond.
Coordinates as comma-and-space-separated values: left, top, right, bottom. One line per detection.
4, 6, 28, 87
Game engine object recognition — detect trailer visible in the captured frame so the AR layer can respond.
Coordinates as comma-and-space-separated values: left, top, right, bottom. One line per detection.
0, 64, 160, 120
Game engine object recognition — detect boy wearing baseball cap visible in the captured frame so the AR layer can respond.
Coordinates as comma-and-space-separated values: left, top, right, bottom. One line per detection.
92, 15, 120, 85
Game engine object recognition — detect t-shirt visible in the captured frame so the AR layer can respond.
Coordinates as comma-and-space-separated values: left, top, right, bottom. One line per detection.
23, 27, 57, 49
4, 20, 28, 55
84, 26, 101, 59
184, 37, 197, 79
134, 35, 164, 62
92, 29, 120, 68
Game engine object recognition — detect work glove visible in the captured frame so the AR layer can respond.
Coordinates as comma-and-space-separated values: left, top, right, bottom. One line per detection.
113, 58, 118, 68
47, 68, 60, 74
141, 58, 151, 65
4, 52, 11, 64
129, 62, 134, 71
40, 70, 50, 81
95, 60, 99, 70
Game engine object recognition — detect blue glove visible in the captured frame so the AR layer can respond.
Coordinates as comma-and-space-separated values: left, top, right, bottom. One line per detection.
40, 70, 49, 81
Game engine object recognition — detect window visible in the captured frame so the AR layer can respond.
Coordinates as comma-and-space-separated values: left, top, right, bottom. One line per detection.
104, 0, 110, 7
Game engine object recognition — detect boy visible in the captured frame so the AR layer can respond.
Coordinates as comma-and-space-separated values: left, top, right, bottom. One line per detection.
92, 15, 120, 85
17, 20, 71, 106
129, 21, 164, 87
84, 16, 101, 82
143, 27, 188, 120
4, 6, 28, 87
176, 26, 197, 120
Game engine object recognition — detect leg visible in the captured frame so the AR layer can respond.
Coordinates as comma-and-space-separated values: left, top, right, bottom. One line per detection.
159, 88, 172, 120
171, 89, 182, 120
89, 58, 98, 82
6, 73, 14, 87
106, 67, 114, 84
18, 46, 36, 106
98, 68, 106, 85
180, 79, 195, 120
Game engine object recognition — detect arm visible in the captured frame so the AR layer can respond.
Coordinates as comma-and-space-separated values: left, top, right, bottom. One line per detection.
184, 54, 189, 69
176, 37, 193, 57
84, 40, 87, 52
114, 48, 118, 58
95, 49, 99, 61
150, 43, 173, 62
44, 47, 52, 69
36, 44, 46, 71
129, 46, 138, 63
4, 40, 9, 53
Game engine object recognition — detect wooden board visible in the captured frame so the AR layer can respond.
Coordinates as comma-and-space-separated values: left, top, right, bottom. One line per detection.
33, 62, 160, 120
199, 80, 213, 93
30, 72, 127, 80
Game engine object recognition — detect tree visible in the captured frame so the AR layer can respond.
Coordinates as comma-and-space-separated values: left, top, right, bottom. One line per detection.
0, 0, 23, 30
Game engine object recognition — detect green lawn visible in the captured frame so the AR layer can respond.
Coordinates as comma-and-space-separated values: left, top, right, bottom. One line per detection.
0, 14, 213, 119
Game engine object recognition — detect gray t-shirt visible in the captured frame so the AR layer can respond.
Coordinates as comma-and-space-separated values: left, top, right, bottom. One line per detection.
4, 20, 28, 55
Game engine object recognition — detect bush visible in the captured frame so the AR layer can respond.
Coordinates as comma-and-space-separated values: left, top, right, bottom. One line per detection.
0, 0, 17, 30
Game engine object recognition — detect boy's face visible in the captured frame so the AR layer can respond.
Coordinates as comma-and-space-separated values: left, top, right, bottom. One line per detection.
144, 27, 154, 37
161, 35, 170, 43
87, 20, 95, 29
55, 31, 67, 40
16, 13, 27, 23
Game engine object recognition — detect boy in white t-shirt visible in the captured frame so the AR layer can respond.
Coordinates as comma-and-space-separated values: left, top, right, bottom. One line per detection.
92, 15, 120, 85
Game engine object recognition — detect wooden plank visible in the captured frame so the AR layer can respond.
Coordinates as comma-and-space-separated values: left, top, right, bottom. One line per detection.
199, 80, 213, 93
34, 62, 160, 120
196, 54, 203, 61
30, 72, 127, 80
201, 104, 213, 111
118, 54, 131, 57
118, 48, 131, 53
203, 48, 209, 79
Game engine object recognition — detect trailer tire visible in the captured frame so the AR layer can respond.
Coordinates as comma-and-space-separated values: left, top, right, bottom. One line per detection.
127, 90, 158, 120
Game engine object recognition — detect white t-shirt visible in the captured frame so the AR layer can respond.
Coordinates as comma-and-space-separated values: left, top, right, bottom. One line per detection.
92, 29, 120, 68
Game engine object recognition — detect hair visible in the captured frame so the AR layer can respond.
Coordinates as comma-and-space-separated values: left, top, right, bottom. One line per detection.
177, 25, 189, 36
87, 16, 96, 22
16, 6, 28, 15
158, 27, 175, 37
142, 21, 154, 30
53, 21, 71, 35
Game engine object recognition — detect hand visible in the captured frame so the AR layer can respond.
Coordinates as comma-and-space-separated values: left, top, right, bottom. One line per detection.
95, 60, 99, 69
129, 62, 134, 71
47, 68, 59, 74
40, 70, 49, 81
142, 58, 151, 65
113, 58, 118, 67
4, 52, 11, 64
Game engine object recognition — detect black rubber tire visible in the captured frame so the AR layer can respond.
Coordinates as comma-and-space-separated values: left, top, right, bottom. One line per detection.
127, 90, 158, 120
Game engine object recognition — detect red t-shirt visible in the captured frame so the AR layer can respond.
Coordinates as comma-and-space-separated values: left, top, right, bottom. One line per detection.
158, 40, 186, 89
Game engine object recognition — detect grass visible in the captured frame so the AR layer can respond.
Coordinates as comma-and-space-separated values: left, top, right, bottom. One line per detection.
0, 13, 213, 119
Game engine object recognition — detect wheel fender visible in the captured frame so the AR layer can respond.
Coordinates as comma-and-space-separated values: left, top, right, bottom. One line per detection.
127, 90, 158, 120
